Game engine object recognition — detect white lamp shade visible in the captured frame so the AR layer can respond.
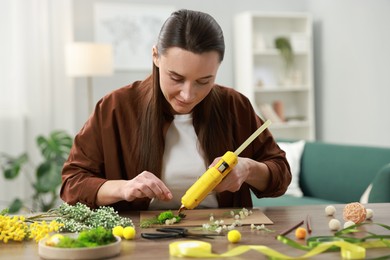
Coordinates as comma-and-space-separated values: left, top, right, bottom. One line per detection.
65, 42, 114, 77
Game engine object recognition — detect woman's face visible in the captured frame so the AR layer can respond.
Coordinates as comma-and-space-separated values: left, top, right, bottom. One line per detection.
153, 47, 221, 114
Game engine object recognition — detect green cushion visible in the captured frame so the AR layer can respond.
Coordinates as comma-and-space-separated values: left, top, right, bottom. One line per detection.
251, 193, 338, 207
369, 163, 390, 203
300, 142, 390, 203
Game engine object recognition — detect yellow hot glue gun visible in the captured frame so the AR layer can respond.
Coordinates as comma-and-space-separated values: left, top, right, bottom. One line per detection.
179, 119, 271, 213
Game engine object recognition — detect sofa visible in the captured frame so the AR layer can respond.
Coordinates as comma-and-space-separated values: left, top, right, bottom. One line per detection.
252, 140, 390, 207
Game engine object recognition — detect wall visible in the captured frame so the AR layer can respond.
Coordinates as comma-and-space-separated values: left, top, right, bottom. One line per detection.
0, 0, 73, 209
72, 0, 390, 147
308, 0, 390, 147
71, 0, 308, 131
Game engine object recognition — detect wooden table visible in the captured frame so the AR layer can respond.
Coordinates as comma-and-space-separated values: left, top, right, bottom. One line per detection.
1, 203, 389, 259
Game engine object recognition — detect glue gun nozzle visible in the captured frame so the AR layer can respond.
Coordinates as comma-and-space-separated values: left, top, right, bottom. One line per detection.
178, 205, 186, 215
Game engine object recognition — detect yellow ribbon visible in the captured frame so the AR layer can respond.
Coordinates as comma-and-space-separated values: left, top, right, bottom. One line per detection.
169, 239, 390, 259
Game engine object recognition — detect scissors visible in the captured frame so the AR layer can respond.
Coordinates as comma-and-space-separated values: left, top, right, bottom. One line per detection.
141, 227, 224, 240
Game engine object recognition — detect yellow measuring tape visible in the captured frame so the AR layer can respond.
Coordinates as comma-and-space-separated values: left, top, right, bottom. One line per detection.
169, 239, 390, 259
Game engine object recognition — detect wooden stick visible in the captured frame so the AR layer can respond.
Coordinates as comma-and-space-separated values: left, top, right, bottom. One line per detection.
278, 220, 304, 237
306, 215, 312, 233
234, 120, 271, 156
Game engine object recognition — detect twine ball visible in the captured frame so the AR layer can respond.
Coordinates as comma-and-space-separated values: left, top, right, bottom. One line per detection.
343, 202, 367, 224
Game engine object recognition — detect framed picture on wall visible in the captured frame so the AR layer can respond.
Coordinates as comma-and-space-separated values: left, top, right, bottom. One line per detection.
94, 3, 174, 71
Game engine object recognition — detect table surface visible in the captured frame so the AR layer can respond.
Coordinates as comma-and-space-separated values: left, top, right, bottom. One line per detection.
1, 203, 389, 259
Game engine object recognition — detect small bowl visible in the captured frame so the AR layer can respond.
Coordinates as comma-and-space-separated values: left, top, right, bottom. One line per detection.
38, 234, 121, 260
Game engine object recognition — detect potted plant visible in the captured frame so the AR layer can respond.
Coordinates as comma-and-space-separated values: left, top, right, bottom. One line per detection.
0, 130, 72, 213
275, 37, 304, 87
274, 36, 294, 71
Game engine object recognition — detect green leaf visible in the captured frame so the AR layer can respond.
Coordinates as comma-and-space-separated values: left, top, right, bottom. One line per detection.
37, 130, 72, 161
1, 130, 72, 212
3, 153, 28, 179
4, 167, 20, 179
274, 37, 294, 69
34, 161, 62, 193
0, 208, 9, 215
8, 198, 23, 213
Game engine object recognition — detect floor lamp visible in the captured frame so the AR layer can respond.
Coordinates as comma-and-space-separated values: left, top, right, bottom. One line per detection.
65, 42, 114, 113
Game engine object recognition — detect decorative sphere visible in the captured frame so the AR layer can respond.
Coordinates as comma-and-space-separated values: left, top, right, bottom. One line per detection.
329, 219, 341, 231
325, 205, 336, 216
343, 202, 366, 224
343, 221, 355, 229
366, 208, 374, 220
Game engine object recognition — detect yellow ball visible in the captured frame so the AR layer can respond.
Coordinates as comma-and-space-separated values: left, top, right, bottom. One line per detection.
45, 234, 64, 246
227, 230, 241, 243
123, 226, 136, 240
112, 226, 124, 237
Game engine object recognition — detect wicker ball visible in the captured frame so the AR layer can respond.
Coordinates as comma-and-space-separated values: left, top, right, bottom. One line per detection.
343, 202, 366, 224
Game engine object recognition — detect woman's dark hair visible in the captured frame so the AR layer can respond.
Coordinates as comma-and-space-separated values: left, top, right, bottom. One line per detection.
156, 9, 225, 61
138, 9, 233, 176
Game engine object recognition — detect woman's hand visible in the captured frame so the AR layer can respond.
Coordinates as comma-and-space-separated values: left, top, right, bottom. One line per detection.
213, 157, 270, 193
121, 171, 173, 201
96, 171, 172, 206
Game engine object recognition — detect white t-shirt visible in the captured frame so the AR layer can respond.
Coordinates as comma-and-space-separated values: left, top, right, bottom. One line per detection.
149, 114, 218, 210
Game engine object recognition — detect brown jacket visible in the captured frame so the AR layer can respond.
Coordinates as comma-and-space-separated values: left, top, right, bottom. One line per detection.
60, 79, 291, 212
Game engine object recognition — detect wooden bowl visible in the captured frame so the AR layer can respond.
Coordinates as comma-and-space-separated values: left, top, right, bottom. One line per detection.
38, 235, 121, 259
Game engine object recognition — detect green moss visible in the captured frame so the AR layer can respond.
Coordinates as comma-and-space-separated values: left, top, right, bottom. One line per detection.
55, 227, 116, 248
140, 210, 186, 228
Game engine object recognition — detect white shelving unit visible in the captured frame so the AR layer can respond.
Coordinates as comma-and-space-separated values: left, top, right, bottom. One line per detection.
234, 12, 315, 140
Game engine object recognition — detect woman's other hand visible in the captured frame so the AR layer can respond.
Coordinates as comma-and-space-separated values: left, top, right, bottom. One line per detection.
96, 171, 172, 206
122, 171, 173, 201
213, 157, 269, 193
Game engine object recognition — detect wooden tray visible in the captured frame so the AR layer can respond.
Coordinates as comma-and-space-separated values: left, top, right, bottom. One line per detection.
140, 208, 273, 228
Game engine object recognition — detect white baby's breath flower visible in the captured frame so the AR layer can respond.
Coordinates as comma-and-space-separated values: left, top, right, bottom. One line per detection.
215, 226, 222, 234
256, 224, 265, 230
234, 220, 242, 226
201, 208, 255, 234
250, 223, 274, 232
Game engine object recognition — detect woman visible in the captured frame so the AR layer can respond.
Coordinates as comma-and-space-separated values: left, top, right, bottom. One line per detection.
60, 9, 291, 212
